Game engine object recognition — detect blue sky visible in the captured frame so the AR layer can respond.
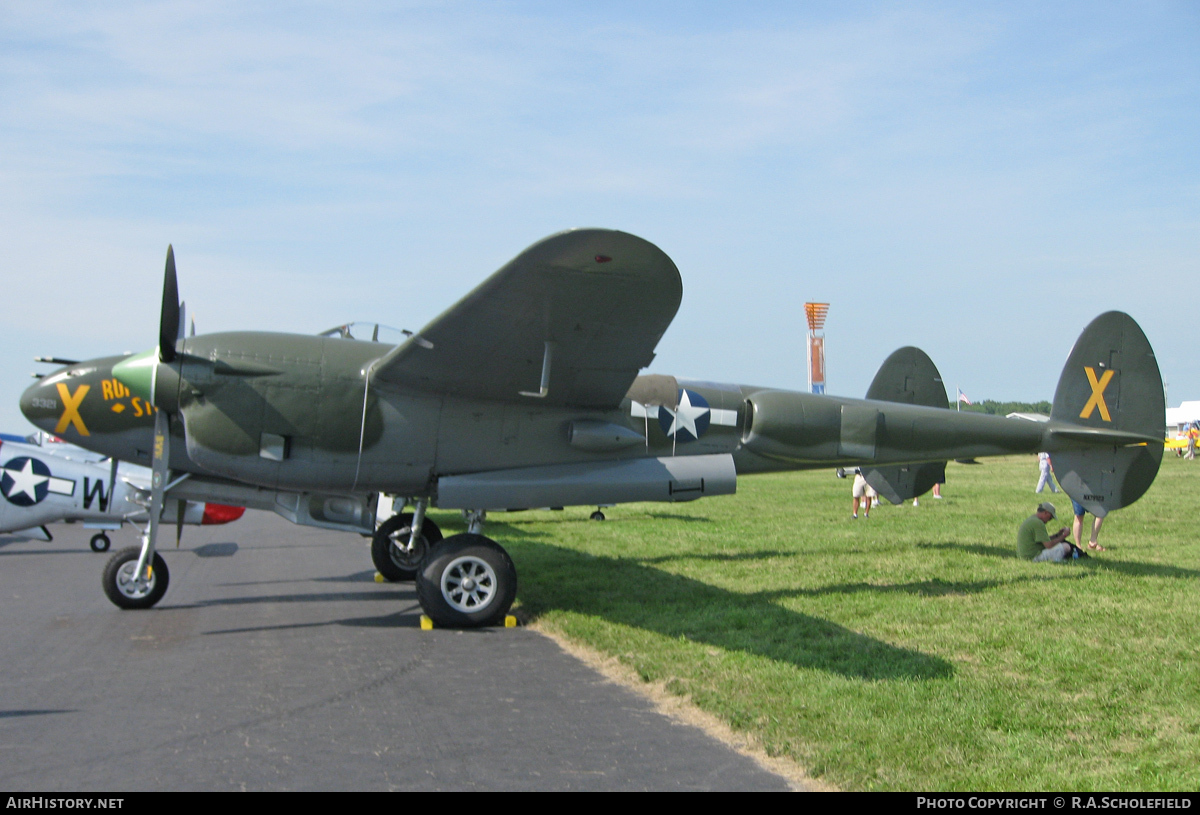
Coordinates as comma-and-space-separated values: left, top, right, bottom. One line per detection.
2, 1, 1198, 433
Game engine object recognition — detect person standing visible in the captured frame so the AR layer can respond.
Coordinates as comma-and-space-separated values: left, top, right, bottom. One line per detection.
1035, 452, 1059, 493
851, 469, 875, 519
1071, 500, 1106, 551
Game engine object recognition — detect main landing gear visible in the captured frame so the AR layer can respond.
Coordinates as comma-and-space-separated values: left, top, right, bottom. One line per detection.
375, 501, 517, 628
371, 510, 444, 581
416, 534, 517, 628
98, 494, 518, 630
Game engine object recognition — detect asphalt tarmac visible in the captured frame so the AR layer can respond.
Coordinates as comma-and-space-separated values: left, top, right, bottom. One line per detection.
0, 511, 795, 791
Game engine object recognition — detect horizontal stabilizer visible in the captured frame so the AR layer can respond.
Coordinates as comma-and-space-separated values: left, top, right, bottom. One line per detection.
1045, 426, 1162, 447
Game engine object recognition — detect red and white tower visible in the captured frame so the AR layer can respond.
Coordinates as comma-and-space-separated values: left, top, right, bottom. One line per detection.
804, 302, 829, 395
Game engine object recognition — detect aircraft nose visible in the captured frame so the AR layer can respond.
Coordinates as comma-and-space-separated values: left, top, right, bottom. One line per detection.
20, 373, 66, 435
20, 362, 106, 439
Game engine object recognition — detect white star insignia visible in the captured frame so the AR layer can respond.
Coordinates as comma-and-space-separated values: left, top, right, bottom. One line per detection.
3, 459, 49, 502
664, 390, 710, 439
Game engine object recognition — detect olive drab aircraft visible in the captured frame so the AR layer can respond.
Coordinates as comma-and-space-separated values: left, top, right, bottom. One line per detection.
0, 435, 244, 551
19, 229, 1165, 626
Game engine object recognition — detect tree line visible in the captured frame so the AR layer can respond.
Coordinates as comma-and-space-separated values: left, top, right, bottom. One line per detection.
950, 399, 1052, 415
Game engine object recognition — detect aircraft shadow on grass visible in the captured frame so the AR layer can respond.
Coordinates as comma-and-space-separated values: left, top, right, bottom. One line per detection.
918, 542, 1018, 559
641, 513, 715, 523
918, 541, 1200, 580
506, 539, 953, 681
485, 512, 714, 526
761, 578, 1008, 599
635, 550, 797, 565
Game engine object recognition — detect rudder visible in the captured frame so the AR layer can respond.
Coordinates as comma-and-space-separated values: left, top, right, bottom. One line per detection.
862, 347, 949, 504
1048, 312, 1164, 517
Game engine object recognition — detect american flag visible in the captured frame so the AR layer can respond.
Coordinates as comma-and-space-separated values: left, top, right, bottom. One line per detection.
958, 389, 973, 405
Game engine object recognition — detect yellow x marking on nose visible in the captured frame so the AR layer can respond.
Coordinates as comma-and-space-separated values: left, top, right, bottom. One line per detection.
54, 383, 91, 436
1080, 367, 1114, 422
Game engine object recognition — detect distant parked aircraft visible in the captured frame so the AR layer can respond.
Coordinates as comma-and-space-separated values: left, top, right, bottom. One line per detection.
1, 434, 243, 551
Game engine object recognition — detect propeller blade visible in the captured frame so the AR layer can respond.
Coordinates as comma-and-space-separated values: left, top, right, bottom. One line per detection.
175, 499, 185, 548
160, 246, 180, 363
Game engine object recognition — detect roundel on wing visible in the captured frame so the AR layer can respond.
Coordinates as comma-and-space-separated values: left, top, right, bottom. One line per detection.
1, 456, 52, 507
658, 389, 711, 443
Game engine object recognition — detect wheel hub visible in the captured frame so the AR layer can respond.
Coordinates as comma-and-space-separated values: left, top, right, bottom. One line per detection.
388, 529, 426, 569
440, 556, 496, 613
116, 562, 155, 600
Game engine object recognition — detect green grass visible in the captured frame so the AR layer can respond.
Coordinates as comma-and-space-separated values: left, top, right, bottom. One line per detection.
428, 454, 1200, 791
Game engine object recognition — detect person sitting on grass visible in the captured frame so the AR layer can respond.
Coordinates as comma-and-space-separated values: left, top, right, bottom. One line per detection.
1017, 502, 1073, 562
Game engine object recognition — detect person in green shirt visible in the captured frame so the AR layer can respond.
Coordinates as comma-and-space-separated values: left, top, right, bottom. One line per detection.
1017, 502, 1072, 561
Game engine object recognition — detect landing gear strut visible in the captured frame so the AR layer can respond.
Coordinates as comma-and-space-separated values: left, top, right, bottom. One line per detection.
371, 502, 443, 582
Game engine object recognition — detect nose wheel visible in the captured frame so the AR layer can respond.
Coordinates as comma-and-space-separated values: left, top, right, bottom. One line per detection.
102, 547, 170, 609
90, 532, 112, 552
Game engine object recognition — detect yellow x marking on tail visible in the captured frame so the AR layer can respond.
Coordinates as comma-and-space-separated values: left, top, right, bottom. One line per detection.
54, 383, 91, 436
1080, 367, 1114, 422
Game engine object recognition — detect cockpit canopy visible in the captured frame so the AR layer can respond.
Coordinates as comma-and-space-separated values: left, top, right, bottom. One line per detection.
318, 322, 410, 345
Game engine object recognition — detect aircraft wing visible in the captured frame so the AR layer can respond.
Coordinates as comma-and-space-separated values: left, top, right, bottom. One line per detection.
373, 229, 683, 408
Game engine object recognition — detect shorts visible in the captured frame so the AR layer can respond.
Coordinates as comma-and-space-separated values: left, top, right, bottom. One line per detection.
852, 474, 876, 499
1072, 500, 1085, 518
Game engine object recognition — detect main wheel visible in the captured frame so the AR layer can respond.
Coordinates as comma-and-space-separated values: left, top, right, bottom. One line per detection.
102, 547, 170, 610
372, 513, 443, 582
416, 534, 517, 628
90, 533, 111, 553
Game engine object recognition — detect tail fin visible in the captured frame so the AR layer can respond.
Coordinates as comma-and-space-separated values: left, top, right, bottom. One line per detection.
1047, 312, 1164, 517
862, 347, 948, 504
865, 346, 948, 408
